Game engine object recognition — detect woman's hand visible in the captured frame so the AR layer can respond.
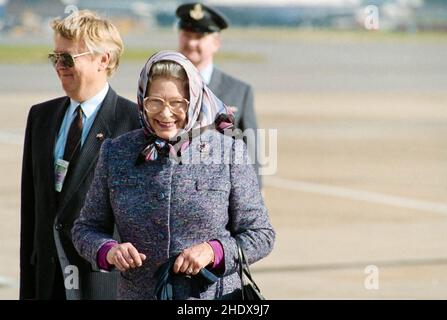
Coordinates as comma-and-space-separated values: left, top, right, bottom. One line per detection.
173, 242, 215, 276
106, 242, 147, 272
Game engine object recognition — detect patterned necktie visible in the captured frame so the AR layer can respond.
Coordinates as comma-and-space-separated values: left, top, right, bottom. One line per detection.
63, 105, 83, 162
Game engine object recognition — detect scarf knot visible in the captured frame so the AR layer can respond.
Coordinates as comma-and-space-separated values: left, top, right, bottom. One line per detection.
136, 136, 179, 165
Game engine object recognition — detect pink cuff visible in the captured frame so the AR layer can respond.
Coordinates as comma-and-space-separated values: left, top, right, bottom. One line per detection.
208, 240, 224, 270
97, 241, 118, 271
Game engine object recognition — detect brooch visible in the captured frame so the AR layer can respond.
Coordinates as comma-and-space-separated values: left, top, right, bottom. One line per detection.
197, 142, 210, 155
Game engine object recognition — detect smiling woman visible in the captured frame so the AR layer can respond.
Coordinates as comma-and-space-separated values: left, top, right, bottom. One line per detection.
144, 60, 189, 140
71, 50, 275, 300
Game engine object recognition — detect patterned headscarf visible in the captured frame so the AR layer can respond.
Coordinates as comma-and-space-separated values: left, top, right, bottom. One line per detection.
136, 50, 234, 163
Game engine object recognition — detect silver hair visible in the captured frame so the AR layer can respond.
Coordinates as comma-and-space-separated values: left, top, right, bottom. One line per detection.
147, 60, 189, 96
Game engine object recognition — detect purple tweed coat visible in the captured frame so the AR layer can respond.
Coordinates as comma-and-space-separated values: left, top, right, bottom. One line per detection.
72, 128, 275, 300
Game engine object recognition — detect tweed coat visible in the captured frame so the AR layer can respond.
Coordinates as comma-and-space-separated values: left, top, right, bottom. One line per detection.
72, 128, 275, 300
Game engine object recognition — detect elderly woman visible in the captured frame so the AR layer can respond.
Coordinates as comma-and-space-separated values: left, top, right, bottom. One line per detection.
72, 51, 275, 300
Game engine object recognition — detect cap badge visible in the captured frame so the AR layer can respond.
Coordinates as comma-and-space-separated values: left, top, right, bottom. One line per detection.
190, 4, 205, 20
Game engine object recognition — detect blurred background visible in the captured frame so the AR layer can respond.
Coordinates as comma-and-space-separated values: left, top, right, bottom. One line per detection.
1, 0, 447, 299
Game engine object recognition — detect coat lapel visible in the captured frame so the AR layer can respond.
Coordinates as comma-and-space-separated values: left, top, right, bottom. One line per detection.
57, 87, 118, 213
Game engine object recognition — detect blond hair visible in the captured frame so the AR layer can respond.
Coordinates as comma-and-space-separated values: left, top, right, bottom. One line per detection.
51, 10, 123, 76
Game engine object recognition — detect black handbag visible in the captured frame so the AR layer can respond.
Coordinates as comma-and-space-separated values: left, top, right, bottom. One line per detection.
237, 242, 265, 300
154, 255, 219, 300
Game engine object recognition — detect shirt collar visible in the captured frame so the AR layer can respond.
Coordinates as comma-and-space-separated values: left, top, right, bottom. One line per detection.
200, 63, 214, 85
69, 83, 109, 118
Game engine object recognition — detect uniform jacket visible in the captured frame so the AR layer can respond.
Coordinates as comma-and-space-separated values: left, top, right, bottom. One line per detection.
72, 128, 275, 300
208, 68, 261, 185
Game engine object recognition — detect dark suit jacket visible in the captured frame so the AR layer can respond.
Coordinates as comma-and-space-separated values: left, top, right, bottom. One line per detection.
208, 67, 261, 185
20, 87, 140, 300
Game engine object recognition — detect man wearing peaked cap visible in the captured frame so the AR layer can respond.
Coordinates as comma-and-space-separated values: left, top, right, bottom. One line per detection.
176, 2, 261, 186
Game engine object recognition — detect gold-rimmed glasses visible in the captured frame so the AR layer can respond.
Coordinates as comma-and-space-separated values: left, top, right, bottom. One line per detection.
143, 96, 189, 114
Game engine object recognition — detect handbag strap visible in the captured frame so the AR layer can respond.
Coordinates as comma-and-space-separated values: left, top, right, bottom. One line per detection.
237, 242, 262, 297
237, 243, 246, 299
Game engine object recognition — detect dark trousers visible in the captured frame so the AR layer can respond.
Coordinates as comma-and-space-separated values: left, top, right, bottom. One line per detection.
50, 263, 67, 300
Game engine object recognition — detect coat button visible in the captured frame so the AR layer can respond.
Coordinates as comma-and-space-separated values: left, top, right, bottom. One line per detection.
55, 223, 64, 231
158, 192, 166, 200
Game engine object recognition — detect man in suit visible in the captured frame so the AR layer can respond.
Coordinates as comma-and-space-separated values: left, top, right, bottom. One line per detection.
20, 10, 140, 300
175, 3, 261, 184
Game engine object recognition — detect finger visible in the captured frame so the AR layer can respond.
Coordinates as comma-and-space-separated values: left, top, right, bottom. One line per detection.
125, 255, 136, 268
140, 253, 146, 261
106, 247, 116, 265
190, 269, 199, 276
179, 260, 191, 274
121, 248, 136, 268
114, 262, 126, 272
116, 251, 130, 269
188, 259, 201, 275
172, 255, 185, 273
114, 255, 126, 271
184, 259, 198, 275
128, 246, 143, 267
190, 265, 201, 275
119, 257, 131, 270
112, 255, 126, 271
188, 267, 197, 275
125, 256, 136, 268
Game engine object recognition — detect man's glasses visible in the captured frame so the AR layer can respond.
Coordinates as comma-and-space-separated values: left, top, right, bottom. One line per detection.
48, 51, 91, 68
144, 96, 189, 114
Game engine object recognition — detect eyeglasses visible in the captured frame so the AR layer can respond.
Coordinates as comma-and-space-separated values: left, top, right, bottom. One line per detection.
144, 96, 189, 114
48, 51, 91, 68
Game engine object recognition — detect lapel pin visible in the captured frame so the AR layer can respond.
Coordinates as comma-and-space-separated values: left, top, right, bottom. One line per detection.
96, 133, 105, 141
197, 142, 210, 155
